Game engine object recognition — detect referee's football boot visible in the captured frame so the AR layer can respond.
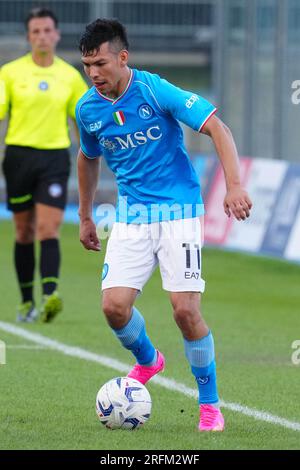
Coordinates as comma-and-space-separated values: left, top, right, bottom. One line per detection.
40, 291, 63, 323
16, 301, 39, 323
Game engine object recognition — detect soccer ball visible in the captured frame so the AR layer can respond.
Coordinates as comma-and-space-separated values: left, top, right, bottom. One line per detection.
96, 377, 152, 430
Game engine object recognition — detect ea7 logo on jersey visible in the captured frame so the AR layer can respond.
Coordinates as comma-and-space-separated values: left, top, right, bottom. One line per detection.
89, 121, 102, 132
185, 94, 199, 109
185, 272, 200, 280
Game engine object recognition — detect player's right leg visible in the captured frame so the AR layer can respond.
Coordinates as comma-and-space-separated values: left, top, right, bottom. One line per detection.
13, 210, 38, 322
101, 222, 165, 384
102, 287, 165, 384
2, 145, 38, 322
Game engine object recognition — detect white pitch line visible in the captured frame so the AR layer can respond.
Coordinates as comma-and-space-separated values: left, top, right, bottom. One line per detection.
1, 320, 300, 433
6, 344, 49, 350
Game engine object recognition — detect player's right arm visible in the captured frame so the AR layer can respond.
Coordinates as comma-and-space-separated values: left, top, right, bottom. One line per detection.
77, 150, 101, 251
75, 100, 103, 252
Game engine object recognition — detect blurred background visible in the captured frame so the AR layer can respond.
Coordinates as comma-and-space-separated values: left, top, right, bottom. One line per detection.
1, 0, 300, 261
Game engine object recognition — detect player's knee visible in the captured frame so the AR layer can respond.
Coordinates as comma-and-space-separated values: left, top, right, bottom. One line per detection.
36, 220, 59, 240
15, 222, 35, 244
173, 303, 197, 327
102, 297, 131, 327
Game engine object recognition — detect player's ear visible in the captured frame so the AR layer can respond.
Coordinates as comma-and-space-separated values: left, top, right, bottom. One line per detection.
119, 50, 128, 67
55, 28, 61, 44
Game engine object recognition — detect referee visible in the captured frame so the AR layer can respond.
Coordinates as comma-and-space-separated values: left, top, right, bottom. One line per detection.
0, 8, 88, 322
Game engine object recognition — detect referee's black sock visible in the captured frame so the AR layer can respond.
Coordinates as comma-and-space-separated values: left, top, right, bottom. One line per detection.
40, 238, 60, 295
14, 242, 35, 303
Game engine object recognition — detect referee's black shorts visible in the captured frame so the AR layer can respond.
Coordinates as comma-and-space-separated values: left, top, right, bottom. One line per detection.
2, 145, 70, 213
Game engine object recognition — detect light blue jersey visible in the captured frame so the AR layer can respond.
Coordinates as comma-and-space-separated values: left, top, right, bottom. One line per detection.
76, 69, 216, 223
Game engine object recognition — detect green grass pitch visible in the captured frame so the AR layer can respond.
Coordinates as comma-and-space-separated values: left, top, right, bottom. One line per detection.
0, 221, 300, 450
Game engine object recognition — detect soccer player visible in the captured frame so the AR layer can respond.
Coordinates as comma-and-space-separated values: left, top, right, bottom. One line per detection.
0, 8, 88, 322
76, 19, 252, 431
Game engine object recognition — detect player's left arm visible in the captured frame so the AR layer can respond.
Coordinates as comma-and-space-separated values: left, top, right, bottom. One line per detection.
201, 114, 252, 221
148, 74, 252, 220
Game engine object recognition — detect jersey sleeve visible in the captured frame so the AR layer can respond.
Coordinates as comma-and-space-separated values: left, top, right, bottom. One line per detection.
75, 102, 102, 159
67, 71, 89, 120
0, 66, 10, 120
150, 74, 217, 132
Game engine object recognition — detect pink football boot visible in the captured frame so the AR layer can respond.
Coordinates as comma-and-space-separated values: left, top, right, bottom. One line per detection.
127, 350, 165, 384
199, 404, 225, 432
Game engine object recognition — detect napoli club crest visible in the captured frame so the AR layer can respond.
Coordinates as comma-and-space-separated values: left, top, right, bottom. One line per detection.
138, 104, 153, 119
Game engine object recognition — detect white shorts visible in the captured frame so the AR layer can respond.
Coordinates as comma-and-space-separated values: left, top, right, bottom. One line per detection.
101, 218, 205, 293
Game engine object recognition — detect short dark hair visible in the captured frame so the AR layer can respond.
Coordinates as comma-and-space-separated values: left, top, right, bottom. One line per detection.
25, 7, 58, 30
79, 18, 129, 56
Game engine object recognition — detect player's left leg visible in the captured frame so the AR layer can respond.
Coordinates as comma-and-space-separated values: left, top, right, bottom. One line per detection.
158, 217, 224, 431
36, 203, 64, 322
170, 292, 224, 431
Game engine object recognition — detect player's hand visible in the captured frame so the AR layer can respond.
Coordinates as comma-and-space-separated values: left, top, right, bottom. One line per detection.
224, 185, 252, 221
79, 218, 101, 251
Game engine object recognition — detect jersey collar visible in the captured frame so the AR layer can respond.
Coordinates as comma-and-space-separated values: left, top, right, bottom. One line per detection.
95, 69, 134, 105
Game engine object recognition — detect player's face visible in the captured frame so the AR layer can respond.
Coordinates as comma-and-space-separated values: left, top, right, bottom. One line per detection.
27, 17, 60, 54
81, 42, 128, 98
